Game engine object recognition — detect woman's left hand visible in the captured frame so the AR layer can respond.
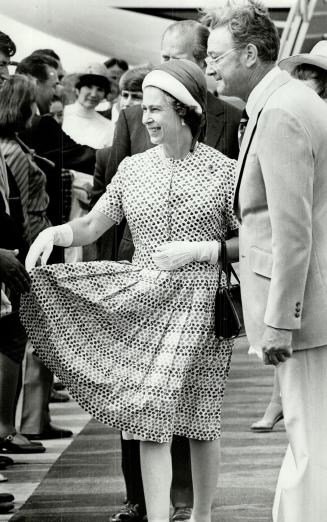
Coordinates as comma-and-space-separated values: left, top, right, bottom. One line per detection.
152, 241, 219, 270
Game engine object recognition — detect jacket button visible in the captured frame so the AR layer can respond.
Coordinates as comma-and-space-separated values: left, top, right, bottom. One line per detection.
295, 312, 300, 318
296, 302, 301, 306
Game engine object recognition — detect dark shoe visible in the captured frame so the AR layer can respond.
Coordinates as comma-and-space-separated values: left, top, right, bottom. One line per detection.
24, 424, 73, 440
172, 506, 193, 521
0, 493, 14, 502
0, 502, 14, 514
53, 380, 66, 391
251, 412, 284, 433
50, 390, 70, 402
0, 432, 46, 454
110, 502, 144, 521
0, 456, 14, 466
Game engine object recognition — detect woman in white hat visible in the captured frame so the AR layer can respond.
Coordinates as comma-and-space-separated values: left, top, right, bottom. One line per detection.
280, 40, 327, 100
62, 63, 114, 149
21, 59, 239, 522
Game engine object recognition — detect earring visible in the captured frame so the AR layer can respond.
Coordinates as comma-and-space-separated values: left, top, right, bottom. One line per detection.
181, 118, 185, 126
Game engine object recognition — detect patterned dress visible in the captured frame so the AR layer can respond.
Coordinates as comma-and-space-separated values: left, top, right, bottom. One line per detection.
21, 142, 238, 443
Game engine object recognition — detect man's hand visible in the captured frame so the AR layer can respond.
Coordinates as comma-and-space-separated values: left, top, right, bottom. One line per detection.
261, 325, 293, 366
0, 249, 31, 294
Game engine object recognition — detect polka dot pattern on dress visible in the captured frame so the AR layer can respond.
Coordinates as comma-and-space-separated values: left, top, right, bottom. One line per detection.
21, 142, 238, 443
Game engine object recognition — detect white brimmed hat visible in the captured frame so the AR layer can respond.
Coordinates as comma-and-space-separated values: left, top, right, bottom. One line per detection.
279, 41, 327, 73
76, 63, 111, 93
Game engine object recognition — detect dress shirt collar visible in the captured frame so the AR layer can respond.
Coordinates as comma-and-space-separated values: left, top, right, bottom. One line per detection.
111, 103, 120, 125
246, 66, 280, 118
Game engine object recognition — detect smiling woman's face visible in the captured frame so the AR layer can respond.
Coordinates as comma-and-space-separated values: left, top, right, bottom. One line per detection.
77, 84, 105, 109
141, 86, 182, 146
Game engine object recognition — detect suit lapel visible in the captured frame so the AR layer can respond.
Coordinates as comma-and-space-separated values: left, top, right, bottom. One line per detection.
206, 93, 224, 148
234, 71, 292, 218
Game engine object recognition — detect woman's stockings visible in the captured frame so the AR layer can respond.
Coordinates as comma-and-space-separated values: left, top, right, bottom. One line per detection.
189, 438, 220, 522
140, 440, 172, 522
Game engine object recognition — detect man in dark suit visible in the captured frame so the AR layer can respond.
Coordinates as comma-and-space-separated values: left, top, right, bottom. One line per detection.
17, 53, 96, 227
91, 146, 116, 260
99, 20, 241, 522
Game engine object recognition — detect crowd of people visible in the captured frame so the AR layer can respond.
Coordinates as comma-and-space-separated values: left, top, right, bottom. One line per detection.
1, 1, 327, 521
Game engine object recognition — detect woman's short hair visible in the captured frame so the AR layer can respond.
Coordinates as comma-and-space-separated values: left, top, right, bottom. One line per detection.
75, 75, 110, 96
104, 57, 129, 72
119, 65, 153, 93
0, 74, 37, 136
292, 63, 327, 99
205, 0, 280, 63
163, 91, 205, 143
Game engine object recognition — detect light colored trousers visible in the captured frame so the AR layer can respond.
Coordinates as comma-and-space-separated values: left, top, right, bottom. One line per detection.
273, 345, 327, 522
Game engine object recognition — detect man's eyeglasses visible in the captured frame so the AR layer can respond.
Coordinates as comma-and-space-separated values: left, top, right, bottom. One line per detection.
205, 46, 243, 67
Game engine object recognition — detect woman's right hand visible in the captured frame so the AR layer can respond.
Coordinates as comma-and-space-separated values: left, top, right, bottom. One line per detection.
25, 223, 73, 271
25, 228, 56, 271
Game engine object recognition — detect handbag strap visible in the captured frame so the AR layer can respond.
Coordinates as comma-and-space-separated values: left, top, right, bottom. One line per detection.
218, 241, 226, 288
218, 240, 240, 289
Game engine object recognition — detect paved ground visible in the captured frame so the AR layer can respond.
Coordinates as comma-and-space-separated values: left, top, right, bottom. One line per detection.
215, 335, 287, 521
1, 335, 287, 521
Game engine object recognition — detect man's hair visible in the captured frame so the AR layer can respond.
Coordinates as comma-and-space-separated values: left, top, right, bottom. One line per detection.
119, 65, 153, 93
0, 31, 16, 57
31, 48, 60, 62
104, 57, 129, 71
205, 0, 280, 62
0, 74, 37, 136
162, 20, 209, 64
293, 63, 327, 99
16, 53, 58, 82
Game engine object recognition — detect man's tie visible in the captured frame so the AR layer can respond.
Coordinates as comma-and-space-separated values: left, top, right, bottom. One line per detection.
237, 109, 249, 149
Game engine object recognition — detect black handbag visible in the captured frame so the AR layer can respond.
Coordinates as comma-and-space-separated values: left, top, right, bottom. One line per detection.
215, 240, 243, 340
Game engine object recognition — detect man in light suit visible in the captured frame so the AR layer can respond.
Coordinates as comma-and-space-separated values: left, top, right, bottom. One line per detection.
99, 19, 241, 522
206, 3, 327, 521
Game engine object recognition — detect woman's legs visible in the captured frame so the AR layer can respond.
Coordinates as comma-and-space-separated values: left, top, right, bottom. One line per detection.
189, 438, 220, 522
140, 440, 172, 522
251, 369, 283, 431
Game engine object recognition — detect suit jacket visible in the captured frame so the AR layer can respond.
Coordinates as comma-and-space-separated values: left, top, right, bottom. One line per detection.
20, 115, 96, 227
104, 94, 241, 261
90, 146, 118, 260
236, 69, 327, 351
91, 146, 111, 207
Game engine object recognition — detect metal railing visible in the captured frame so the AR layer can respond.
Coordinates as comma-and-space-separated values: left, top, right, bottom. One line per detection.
278, 0, 322, 58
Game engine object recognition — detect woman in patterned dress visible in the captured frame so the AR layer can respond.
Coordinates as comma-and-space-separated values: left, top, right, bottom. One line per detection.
21, 59, 239, 522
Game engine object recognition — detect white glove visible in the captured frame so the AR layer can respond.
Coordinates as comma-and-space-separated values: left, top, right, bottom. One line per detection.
25, 224, 73, 271
152, 241, 219, 271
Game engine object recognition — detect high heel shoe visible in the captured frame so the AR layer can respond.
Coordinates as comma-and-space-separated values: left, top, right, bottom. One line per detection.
251, 411, 283, 432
